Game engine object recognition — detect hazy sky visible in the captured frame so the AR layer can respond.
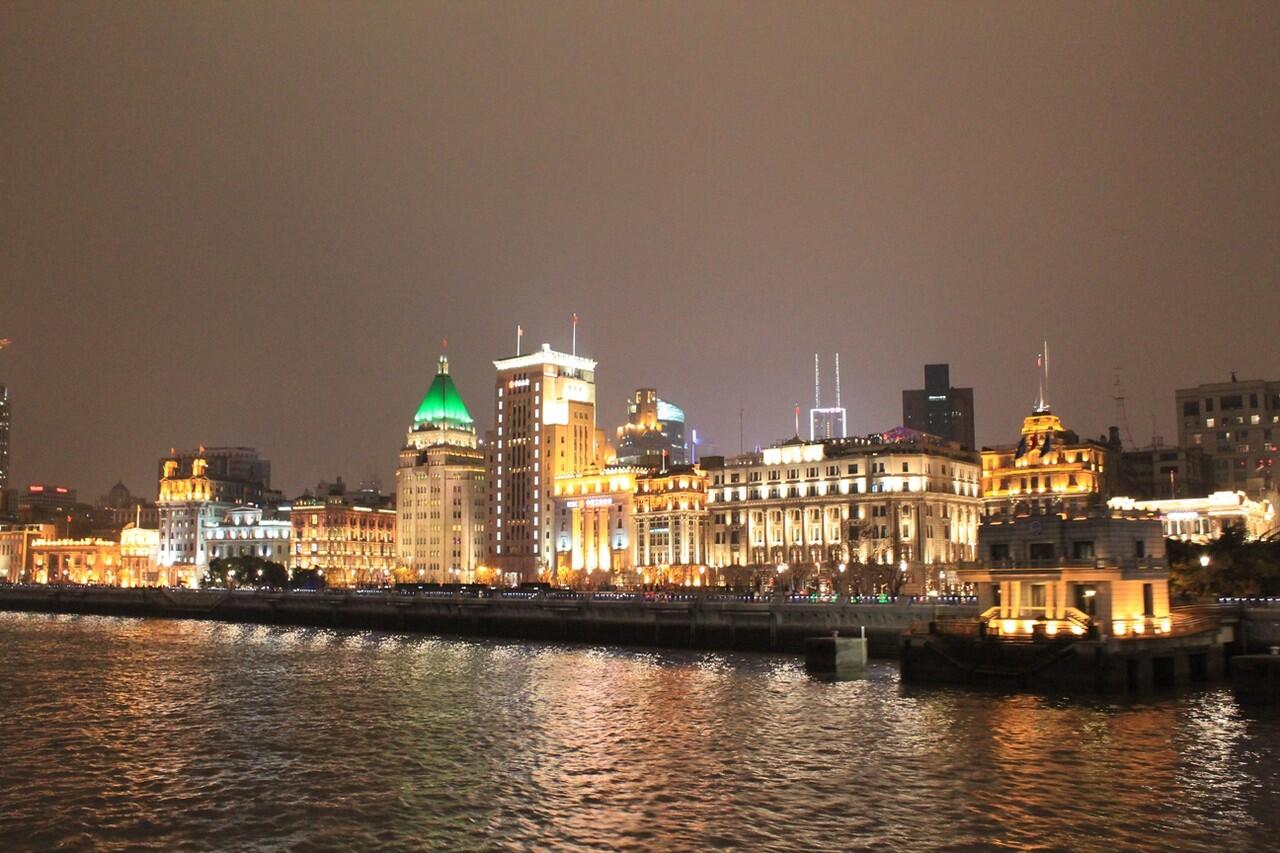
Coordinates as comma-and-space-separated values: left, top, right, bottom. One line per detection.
4, 2, 1278, 499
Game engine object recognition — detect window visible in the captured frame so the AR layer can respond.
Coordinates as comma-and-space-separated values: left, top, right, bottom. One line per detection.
1182, 401, 1200, 417
990, 543, 1010, 561
1135, 539, 1146, 558
1029, 542, 1054, 560
1072, 541, 1094, 559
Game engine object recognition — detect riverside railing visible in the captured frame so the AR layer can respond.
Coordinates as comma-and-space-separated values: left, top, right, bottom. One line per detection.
0, 583, 980, 609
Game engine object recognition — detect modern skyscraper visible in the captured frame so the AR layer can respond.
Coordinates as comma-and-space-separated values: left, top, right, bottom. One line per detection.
395, 354, 488, 583
809, 354, 847, 441
902, 364, 976, 449
1175, 375, 1280, 496
487, 342, 610, 582
615, 388, 689, 466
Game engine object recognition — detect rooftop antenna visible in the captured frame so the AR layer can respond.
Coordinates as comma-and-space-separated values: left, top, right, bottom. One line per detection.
814, 353, 822, 409
794, 403, 801, 438
516, 324, 523, 357
571, 313, 579, 356
834, 353, 842, 409
812, 354, 821, 439
1111, 368, 1135, 448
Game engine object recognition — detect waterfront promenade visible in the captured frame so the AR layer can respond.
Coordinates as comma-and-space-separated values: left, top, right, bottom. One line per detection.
0, 585, 977, 655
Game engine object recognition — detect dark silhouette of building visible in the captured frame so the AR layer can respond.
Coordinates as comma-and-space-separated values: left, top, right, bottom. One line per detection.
1119, 445, 1213, 500
615, 388, 689, 466
902, 364, 975, 450
18, 484, 95, 539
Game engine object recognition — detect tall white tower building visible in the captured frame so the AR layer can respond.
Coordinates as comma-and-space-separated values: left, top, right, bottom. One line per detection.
487, 342, 610, 582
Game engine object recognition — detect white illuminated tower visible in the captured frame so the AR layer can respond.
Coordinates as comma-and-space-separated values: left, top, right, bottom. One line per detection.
809, 353, 847, 440
487, 341, 608, 582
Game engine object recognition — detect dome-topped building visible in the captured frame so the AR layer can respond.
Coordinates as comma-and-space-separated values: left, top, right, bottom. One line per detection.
396, 353, 487, 583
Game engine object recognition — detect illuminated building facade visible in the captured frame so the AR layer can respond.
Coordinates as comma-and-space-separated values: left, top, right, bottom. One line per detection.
291, 495, 396, 587
206, 506, 291, 564
633, 465, 711, 585
703, 431, 981, 592
552, 466, 644, 584
981, 412, 1119, 519
902, 363, 975, 450
156, 446, 272, 497
1109, 491, 1278, 543
962, 508, 1172, 639
120, 523, 164, 586
487, 343, 612, 582
396, 355, 487, 583
31, 538, 122, 585
0, 522, 55, 583
615, 388, 689, 466
1175, 376, 1280, 495
157, 447, 271, 586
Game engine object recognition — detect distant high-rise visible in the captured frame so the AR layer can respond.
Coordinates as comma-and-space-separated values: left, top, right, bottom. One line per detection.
615, 388, 689, 466
487, 342, 611, 582
809, 354, 847, 440
0, 383, 9, 492
1175, 375, 1280, 495
902, 364, 975, 449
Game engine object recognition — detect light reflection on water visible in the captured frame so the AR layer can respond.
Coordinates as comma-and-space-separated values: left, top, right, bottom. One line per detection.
0, 611, 1277, 851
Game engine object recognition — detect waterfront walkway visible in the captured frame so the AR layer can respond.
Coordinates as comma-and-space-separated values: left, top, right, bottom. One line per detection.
0, 585, 976, 655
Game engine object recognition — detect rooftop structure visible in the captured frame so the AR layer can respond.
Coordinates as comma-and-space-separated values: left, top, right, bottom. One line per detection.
902, 363, 975, 450
615, 388, 689, 466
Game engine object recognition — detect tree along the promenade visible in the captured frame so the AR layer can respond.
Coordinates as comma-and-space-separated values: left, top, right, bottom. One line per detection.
1167, 526, 1280, 601
204, 555, 289, 589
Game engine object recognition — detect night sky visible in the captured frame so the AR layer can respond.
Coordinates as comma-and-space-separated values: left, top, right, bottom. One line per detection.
4, 2, 1278, 500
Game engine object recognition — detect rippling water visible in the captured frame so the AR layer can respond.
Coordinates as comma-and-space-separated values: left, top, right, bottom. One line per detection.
1, 612, 1278, 851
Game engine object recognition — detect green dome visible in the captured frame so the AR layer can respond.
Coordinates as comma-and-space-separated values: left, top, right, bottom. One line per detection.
413, 356, 474, 431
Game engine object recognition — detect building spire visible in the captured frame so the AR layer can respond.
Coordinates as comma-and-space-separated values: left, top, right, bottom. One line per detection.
834, 353, 841, 408
814, 353, 821, 409
1033, 341, 1051, 413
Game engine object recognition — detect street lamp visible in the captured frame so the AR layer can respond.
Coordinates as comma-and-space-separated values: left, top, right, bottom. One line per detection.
1199, 554, 1211, 568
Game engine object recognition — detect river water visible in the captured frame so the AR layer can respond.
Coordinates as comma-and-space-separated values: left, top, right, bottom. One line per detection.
0, 612, 1277, 851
